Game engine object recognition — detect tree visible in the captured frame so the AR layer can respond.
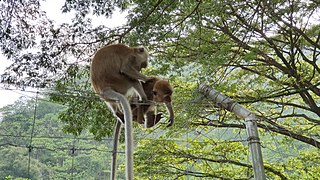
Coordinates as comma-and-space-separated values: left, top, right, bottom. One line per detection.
1, 0, 319, 179
0, 98, 112, 179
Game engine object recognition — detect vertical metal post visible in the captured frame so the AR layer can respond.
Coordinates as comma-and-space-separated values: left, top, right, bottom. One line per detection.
245, 115, 266, 180
198, 84, 266, 179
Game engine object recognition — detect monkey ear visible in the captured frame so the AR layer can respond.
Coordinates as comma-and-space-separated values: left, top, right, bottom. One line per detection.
138, 47, 144, 53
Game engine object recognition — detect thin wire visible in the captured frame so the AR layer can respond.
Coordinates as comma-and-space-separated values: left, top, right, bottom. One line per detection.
0, 142, 124, 153
0, 86, 158, 106
71, 137, 77, 180
0, 85, 209, 106
186, 125, 190, 180
0, 133, 114, 141
27, 91, 39, 179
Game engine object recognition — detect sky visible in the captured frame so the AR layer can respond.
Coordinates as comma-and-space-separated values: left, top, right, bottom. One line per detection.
0, 0, 127, 108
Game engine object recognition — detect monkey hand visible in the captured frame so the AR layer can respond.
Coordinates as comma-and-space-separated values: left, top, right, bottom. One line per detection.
166, 115, 174, 127
155, 113, 163, 122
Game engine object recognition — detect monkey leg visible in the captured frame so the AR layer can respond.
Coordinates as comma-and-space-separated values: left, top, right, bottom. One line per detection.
115, 112, 124, 124
131, 81, 148, 100
130, 97, 145, 125
116, 107, 145, 125
116, 102, 137, 124
146, 111, 163, 128
135, 105, 145, 125
111, 120, 122, 180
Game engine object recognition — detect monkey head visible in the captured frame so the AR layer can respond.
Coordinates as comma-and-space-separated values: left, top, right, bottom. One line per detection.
152, 80, 173, 103
152, 79, 174, 127
140, 77, 174, 127
131, 47, 149, 70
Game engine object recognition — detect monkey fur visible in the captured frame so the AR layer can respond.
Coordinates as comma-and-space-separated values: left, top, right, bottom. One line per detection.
117, 77, 174, 128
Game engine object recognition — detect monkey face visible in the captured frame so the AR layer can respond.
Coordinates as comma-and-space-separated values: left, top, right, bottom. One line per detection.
152, 90, 172, 103
152, 80, 173, 103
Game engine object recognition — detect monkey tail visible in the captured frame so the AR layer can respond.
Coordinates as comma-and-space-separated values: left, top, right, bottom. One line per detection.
103, 88, 134, 180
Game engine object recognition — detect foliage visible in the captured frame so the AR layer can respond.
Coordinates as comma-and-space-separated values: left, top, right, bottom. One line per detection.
0, 0, 320, 179
0, 99, 114, 179
50, 78, 116, 140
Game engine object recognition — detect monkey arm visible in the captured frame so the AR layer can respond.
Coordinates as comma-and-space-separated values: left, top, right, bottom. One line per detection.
120, 64, 148, 82
135, 105, 145, 124
146, 111, 162, 128
131, 81, 148, 100
165, 102, 174, 127
120, 55, 148, 82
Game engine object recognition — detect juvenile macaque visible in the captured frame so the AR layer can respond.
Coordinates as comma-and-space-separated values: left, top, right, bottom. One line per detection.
90, 43, 149, 180
111, 77, 174, 180
117, 77, 174, 128
149, 77, 174, 127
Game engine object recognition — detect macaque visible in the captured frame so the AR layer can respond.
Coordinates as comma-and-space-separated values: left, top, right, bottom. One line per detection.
148, 77, 174, 127
91, 43, 149, 104
110, 77, 174, 180
116, 77, 174, 128
111, 77, 174, 180
90, 43, 149, 180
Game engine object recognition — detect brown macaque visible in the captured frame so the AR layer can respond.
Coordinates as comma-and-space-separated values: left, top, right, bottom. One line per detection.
90, 43, 149, 180
117, 77, 174, 128
91, 43, 149, 105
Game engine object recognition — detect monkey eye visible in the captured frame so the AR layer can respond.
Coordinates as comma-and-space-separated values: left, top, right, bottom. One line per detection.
152, 91, 157, 96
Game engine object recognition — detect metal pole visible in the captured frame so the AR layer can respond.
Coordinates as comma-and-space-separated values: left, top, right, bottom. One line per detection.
198, 84, 266, 179
245, 115, 266, 180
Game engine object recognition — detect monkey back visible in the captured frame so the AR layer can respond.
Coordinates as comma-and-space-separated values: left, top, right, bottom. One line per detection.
90, 44, 149, 96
